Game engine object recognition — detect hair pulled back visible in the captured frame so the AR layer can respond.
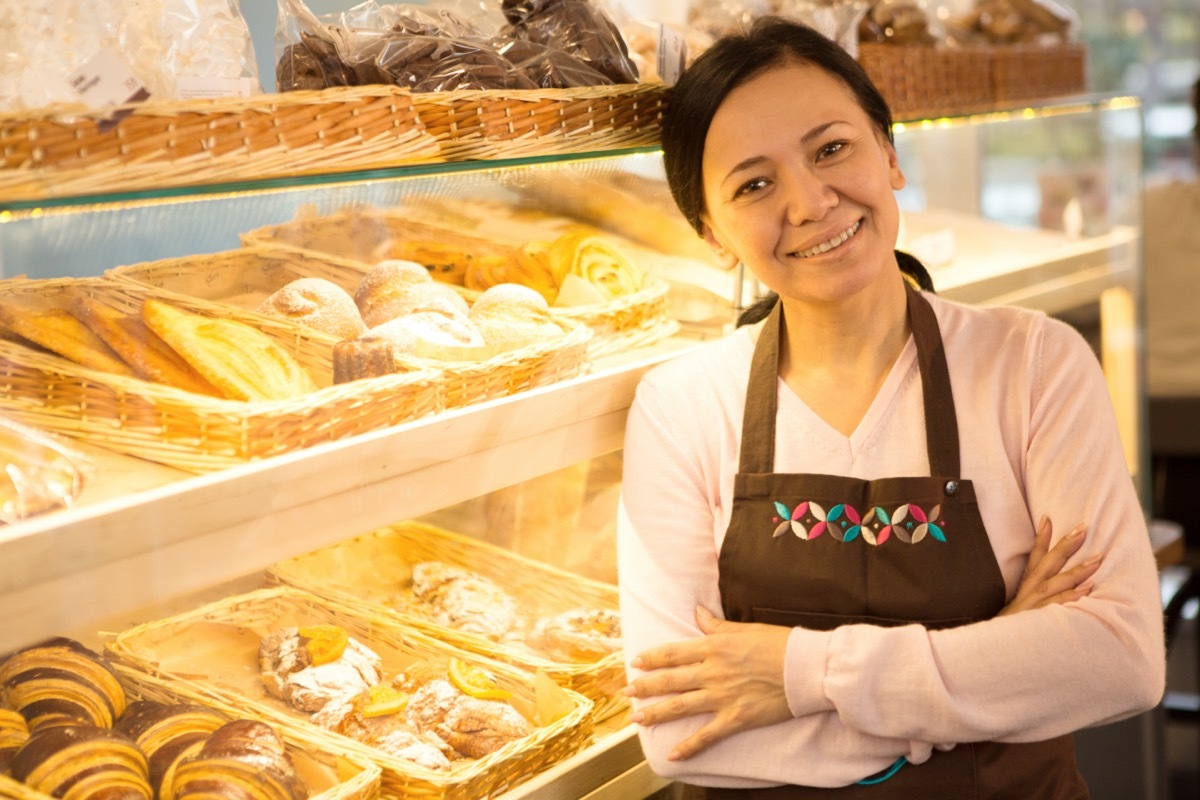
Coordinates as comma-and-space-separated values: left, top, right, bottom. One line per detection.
660, 16, 933, 324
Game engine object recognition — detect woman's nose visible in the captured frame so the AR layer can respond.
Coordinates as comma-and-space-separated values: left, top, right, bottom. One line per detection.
781, 167, 837, 225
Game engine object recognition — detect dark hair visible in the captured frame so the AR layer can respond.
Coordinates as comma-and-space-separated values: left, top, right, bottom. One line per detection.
661, 16, 933, 322
1193, 75, 1199, 147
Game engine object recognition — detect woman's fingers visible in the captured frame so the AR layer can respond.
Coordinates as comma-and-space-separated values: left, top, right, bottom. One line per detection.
1027, 556, 1103, 608
1001, 520, 1095, 615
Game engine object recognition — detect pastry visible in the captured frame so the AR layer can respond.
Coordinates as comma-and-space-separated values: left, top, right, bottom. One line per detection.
142, 299, 318, 402
70, 296, 221, 397
259, 627, 382, 713
311, 685, 452, 771
396, 661, 531, 759
168, 719, 307, 800
0, 417, 87, 524
408, 562, 519, 640
0, 708, 29, 773
0, 299, 137, 377
467, 284, 562, 351
0, 638, 126, 732
529, 607, 621, 662
256, 278, 366, 340
365, 310, 485, 354
114, 701, 228, 797
547, 231, 642, 300
8, 724, 151, 800
501, 0, 639, 84
505, 241, 563, 302
332, 337, 397, 384
384, 240, 506, 287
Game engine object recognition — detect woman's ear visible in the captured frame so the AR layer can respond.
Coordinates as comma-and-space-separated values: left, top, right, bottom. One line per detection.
700, 220, 740, 271
884, 140, 906, 191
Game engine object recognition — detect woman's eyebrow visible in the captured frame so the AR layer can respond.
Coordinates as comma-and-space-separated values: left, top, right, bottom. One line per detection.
719, 120, 848, 189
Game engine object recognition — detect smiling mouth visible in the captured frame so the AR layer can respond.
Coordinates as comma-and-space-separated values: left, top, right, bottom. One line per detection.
791, 220, 862, 258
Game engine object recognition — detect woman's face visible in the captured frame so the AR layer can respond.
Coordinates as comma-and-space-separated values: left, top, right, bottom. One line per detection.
699, 60, 906, 306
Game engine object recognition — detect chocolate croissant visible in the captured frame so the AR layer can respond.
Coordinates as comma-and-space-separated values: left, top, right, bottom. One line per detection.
8, 724, 151, 800
0, 638, 127, 731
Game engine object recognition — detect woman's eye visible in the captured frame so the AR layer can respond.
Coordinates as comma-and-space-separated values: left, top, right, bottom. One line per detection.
733, 178, 768, 199
817, 140, 847, 161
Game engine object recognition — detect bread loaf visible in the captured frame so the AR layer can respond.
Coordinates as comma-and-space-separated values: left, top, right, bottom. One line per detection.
257, 278, 365, 340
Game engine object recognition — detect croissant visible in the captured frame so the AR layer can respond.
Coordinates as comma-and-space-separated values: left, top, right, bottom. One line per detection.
114, 701, 228, 797
0, 638, 126, 731
166, 720, 307, 800
8, 724, 151, 800
0, 708, 29, 773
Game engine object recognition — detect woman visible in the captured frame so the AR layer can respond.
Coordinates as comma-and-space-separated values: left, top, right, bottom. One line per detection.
617, 17, 1165, 797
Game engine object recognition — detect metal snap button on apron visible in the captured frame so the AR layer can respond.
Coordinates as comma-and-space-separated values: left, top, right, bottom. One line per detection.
944, 480, 959, 496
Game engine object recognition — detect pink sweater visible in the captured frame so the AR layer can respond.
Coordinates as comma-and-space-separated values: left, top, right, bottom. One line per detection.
618, 292, 1165, 789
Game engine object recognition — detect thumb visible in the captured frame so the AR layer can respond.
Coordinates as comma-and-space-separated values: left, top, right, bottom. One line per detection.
696, 605, 724, 633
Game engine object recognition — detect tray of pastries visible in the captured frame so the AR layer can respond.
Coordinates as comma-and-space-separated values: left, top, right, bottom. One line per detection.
0, 276, 441, 473
0, 636, 381, 800
238, 206, 676, 359
106, 246, 592, 411
104, 587, 593, 800
267, 521, 625, 722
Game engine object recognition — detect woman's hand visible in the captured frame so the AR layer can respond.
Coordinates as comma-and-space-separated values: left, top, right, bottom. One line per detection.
624, 606, 792, 761
999, 515, 1101, 616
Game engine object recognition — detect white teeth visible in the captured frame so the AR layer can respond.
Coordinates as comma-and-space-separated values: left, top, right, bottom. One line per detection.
794, 220, 860, 258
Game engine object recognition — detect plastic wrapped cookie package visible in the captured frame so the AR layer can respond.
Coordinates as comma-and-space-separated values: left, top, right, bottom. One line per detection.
0, 0, 260, 112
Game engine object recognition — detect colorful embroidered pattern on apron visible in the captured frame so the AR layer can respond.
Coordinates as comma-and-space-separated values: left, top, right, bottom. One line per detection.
771, 501, 947, 544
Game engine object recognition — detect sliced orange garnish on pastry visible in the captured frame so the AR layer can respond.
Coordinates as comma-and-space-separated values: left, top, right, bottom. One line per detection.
142, 299, 318, 402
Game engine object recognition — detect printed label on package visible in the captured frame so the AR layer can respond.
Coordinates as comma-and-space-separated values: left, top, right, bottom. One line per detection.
657, 24, 687, 87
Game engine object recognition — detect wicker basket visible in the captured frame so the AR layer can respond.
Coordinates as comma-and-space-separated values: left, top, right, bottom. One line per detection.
107, 246, 593, 410
411, 83, 668, 161
857, 43, 994, 120
268, 521, 627, 722
0, 276, 442, 472
240, 207, 672, 359
0, 676, 382, 800
0, 86, 441, 203
991, 42, 1087, 105
104, 587, 594, 800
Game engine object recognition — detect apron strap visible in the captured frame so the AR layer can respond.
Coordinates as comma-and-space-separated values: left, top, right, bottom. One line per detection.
736, 282, 962, 478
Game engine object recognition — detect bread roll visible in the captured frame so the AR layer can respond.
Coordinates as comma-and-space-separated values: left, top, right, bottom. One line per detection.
467, 284, 562, 351
353, 259, 435, 328
366, 311, 485, 355
257, 278, 365, 340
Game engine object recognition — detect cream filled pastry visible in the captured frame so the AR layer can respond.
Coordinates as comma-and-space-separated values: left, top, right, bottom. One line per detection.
259, 627, 381, 713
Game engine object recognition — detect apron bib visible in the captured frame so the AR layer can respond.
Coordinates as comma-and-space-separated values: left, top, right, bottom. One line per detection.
701, 286, 1087, 799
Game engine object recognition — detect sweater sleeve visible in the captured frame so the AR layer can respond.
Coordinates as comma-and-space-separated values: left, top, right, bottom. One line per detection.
787, 318, 1166, 743
619, 374, 937, 788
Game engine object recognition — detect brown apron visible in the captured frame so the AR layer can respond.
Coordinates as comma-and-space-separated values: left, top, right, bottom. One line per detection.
703, 285, 1087, 799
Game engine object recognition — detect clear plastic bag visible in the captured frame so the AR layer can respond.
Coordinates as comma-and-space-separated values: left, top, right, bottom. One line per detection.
0, 0, 260, 112
0, 417, 91, 524
498, 0, 639, 84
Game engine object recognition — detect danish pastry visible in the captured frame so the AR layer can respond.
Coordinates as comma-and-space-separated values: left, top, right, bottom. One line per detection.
142, 300, 318, 402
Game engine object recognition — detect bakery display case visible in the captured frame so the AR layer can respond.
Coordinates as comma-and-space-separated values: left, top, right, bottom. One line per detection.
0, 93, 1145, 800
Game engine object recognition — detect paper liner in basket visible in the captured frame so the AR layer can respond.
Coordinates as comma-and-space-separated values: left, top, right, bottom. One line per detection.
0, 277, 441, 473
107, 243, 594, 410
105, 587, 593, 800
267, 521, 627, 722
